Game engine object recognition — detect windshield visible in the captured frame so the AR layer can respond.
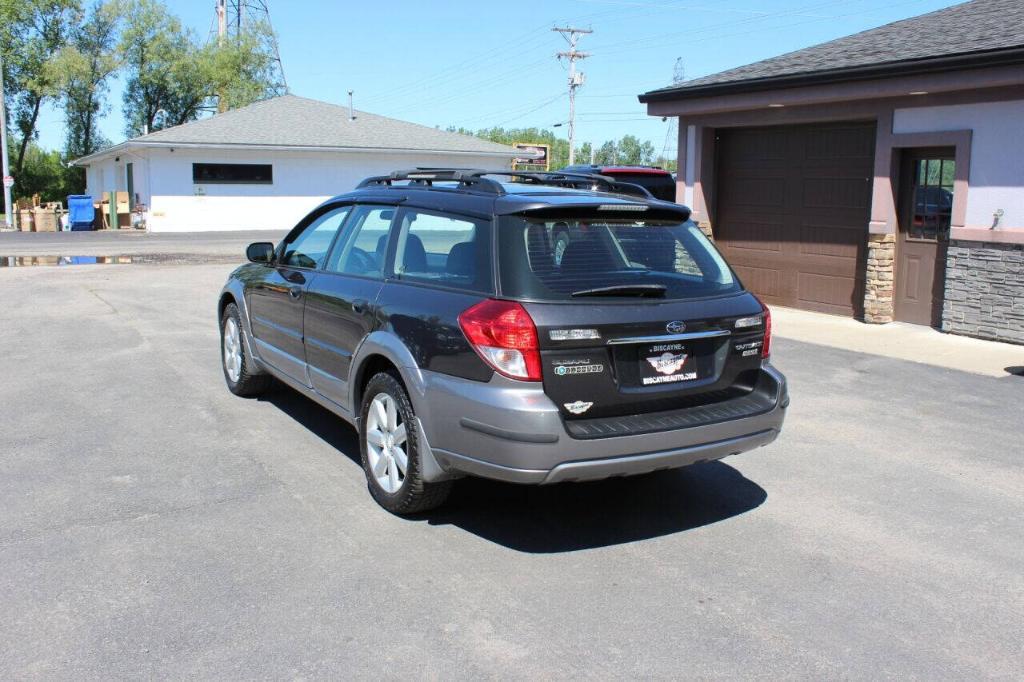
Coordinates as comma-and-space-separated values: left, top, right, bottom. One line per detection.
497, 215, 741, 301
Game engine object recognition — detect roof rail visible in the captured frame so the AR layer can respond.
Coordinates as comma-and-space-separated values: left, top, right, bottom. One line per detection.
355, 168, 653, 199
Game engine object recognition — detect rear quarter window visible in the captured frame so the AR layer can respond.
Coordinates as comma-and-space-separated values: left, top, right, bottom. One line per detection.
394, 208, 493, 293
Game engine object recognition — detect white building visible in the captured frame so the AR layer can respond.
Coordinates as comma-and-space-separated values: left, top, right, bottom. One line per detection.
72, 95, 519, 232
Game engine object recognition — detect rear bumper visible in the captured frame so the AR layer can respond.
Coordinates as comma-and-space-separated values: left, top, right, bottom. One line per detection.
413, 364, 787, 484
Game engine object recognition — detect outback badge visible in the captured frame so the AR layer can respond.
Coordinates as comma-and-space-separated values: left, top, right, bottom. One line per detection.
564, 400, 594, 415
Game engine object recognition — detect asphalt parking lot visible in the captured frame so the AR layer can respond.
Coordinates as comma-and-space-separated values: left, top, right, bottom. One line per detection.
1, 255, 1022, 678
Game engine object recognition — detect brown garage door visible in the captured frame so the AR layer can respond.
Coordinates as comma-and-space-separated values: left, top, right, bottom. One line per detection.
715, 122, 874, 316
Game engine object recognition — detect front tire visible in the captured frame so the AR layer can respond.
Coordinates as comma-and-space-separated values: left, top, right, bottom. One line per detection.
359, 371, 452, 514
221, 302, 271, 397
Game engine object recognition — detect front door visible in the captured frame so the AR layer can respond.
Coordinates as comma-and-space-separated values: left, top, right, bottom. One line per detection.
248, 207, 349, 382
895, 151, 954, 326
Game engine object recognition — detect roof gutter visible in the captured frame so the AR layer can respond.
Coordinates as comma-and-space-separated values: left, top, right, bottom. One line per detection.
639, 45, 1024, 103
71, 141, 521, 166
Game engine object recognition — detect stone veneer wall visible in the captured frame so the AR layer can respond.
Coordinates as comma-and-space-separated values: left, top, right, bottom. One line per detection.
942, 239, 1024, 345
864, 233, 895, 323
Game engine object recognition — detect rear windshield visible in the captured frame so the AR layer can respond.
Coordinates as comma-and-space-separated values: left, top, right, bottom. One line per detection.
497, 215, 741, 301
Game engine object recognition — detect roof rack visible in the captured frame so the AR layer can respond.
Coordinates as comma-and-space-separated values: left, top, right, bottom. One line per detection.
355, 169, 653, 199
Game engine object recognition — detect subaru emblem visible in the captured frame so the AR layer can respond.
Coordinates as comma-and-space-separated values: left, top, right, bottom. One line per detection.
666, 320, 686, 334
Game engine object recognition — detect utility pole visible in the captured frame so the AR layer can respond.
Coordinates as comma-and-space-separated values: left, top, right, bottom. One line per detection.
0, 51, 12, 230
553, 26, 591, 166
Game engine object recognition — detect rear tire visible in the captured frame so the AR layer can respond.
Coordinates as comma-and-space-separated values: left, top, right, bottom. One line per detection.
221, 302, 272, 397
359, 371, 452, 514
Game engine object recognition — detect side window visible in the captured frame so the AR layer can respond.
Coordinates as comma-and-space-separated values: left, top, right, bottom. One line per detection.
325, 205, 396, 278
394, 209, 492, 292
280, 206, 351, 269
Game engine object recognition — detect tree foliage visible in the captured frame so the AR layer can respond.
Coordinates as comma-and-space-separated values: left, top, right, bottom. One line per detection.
1, 0, 79, 180
46, 0, 119, 159
450, 126, 664, 170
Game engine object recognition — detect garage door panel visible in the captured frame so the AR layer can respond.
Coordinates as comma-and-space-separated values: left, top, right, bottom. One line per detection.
798, 224, 863, 259
804, 125, 875, 161
718, 219, 784, 253
802, 176, 872, 210
718, 176, 786, 208
716, 122, 874, 316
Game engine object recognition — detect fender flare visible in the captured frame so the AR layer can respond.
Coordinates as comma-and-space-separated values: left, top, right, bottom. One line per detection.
348, 331, 457, 483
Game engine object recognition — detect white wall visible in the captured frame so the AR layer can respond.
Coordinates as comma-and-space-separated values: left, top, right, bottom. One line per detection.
893, 99, 1024, 230
146, 148, 510, 232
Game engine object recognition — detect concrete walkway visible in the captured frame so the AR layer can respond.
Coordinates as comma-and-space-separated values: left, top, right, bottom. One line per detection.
771, 306, 1023, 378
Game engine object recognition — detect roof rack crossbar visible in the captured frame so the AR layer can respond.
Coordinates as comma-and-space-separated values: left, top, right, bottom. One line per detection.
355, 168, 654, 199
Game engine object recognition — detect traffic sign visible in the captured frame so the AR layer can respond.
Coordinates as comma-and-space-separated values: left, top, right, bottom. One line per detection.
2, 175, 13, 188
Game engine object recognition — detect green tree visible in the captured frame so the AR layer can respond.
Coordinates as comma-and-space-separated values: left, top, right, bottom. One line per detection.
594, 140, 618, 165
8, 142, 77, 201
206, 20, 283, 112
119, 0, 206, 135
1, 0, 80, 180
616, 134, 656, 166
47, 0, 119, 160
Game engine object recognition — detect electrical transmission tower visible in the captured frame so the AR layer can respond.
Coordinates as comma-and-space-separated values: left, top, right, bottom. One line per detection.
214, 0, 288, 100
553, 26, 591, 166
661, 57, 685, 168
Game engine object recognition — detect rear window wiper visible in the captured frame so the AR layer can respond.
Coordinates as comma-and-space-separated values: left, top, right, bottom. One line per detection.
570, 284, 667, 298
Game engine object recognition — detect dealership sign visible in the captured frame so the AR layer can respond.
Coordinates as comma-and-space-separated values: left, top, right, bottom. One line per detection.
513, 143, 549, 171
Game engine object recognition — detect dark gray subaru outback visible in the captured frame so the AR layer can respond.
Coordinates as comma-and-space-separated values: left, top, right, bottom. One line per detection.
219, 169, 787, 514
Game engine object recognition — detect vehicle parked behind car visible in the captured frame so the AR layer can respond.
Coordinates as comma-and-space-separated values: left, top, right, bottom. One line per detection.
218, 169, 787, 514
559, 165, 677, 201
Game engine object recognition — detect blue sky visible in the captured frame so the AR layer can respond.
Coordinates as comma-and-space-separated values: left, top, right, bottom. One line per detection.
36, 0, 961, 157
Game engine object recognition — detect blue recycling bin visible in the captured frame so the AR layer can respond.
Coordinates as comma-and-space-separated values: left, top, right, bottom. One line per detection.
67, 195, 95, 231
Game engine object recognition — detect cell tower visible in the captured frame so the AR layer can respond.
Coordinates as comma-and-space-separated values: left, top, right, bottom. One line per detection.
661, 57, 685, 167
214, 0, 288, 97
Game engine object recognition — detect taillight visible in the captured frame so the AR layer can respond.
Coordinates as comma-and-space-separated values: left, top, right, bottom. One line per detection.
458, 299, 542, 381
759, 298, 772, 359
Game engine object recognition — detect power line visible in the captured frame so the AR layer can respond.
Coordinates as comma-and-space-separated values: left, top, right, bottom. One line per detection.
552, 26, 592, 165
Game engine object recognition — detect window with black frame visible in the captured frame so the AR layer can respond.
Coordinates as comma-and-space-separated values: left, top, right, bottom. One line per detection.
193, 163, 273, 184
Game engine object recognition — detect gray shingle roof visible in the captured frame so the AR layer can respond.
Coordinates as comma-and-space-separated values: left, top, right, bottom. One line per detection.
643, 0, 1024, 96
130, 94, 517, 155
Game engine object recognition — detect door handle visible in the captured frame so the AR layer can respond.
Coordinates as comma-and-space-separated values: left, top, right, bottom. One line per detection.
352, 299, 368, 314
289, 285, 303, 299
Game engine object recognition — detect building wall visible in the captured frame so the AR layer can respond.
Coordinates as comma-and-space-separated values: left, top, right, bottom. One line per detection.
943, 241, 1024, 344
893, 99, 1024, 231
86, 148, 511, 232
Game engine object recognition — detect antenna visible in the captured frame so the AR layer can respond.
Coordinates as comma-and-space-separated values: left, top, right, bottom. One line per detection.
348, 90, 355, 121
661, 57, 685, 169
212, 0, 288, 97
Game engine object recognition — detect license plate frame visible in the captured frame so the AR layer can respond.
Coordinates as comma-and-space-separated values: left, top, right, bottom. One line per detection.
637, 341, 700, 386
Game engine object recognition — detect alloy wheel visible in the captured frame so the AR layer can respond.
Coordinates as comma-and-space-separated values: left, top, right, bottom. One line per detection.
365, 393, 408, 493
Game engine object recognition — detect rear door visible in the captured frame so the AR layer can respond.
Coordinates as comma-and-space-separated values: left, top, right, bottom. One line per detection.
303, 205, 396, 408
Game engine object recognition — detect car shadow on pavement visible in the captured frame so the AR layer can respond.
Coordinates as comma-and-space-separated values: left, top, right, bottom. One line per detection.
261, 386, 767, 553
425, 463, 766, 553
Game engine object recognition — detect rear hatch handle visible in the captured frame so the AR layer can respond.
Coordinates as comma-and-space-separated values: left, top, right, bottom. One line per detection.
607, 329, 731, 345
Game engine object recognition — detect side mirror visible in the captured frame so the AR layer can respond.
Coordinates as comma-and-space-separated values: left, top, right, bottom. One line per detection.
246, 242, 274, 264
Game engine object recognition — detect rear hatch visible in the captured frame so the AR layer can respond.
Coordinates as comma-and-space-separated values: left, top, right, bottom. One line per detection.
497, 209, 768, 420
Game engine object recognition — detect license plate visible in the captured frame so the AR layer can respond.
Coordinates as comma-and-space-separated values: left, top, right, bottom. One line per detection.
638, 342, 699, 385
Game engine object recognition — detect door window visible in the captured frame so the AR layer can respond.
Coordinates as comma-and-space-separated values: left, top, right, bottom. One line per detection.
909, 158, 954, 240
325, 205, 396, 278
279, 206, 352, 269
394, 209, 492, 292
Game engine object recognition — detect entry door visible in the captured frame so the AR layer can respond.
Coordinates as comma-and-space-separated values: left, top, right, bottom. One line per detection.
895, 151, 954, 326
